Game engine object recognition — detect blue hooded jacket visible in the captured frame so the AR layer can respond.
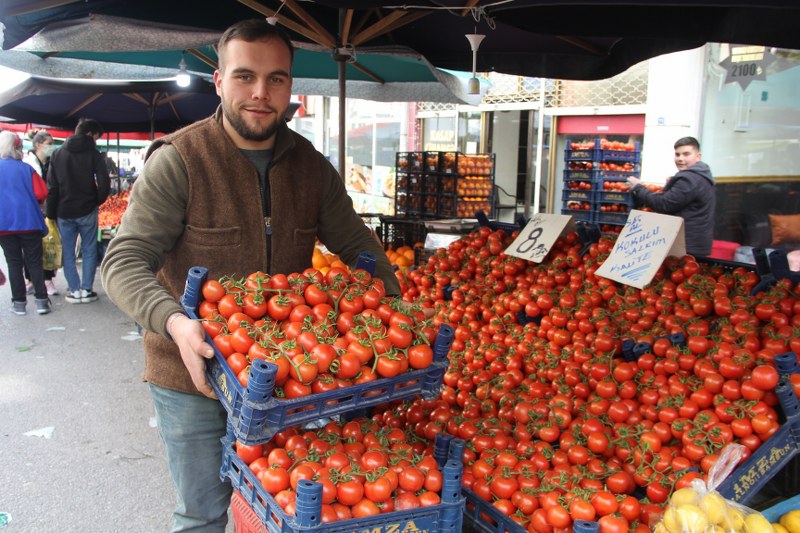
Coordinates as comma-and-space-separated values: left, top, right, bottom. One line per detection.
0, 158, 48, 235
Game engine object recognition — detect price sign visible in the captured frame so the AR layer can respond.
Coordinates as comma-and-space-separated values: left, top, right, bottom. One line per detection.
595, 210, 686, 289
505, 213, 572, 263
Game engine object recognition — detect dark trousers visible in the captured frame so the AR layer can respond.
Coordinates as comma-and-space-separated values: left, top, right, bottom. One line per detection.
0, 232, 47, 301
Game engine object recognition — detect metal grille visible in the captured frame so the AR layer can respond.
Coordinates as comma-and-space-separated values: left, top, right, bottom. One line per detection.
418, 60, 649, 110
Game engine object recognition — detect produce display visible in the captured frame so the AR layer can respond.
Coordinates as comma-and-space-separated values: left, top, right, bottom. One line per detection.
389, 225, 800, 532
778, 510, 800, 533
233, 418, 454, 522
98, 190, 129, 227
395, 151, 496, 219
197, 267, 438, 397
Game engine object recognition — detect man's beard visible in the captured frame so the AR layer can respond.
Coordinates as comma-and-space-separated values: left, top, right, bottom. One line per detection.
222, 99, 281, 142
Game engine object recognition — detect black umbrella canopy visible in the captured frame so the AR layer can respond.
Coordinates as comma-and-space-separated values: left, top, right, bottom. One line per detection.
3, 0, 800, 80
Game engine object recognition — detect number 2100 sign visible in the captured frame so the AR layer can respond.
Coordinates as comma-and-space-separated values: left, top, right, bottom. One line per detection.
505, 214, 572, 263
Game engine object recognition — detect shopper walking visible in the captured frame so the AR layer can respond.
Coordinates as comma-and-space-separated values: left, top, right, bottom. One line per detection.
23, 129, 60, 296
0, 131, 51, 315
46, 118, 110, 303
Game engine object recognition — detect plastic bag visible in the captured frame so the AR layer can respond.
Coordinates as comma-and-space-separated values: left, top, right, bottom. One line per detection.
655, 443, 774, 533
42, 218, 62, 271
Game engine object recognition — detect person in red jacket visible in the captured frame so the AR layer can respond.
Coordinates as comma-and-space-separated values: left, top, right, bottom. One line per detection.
0, 130, 51, 315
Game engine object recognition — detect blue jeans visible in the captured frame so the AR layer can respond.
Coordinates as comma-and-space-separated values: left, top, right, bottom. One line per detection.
150, 385, 231, 532
58, 210, 99, 293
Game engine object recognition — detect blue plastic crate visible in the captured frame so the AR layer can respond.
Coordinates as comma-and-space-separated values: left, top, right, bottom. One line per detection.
221, 433, 465, 533
476, 211, 527, 235
718, 352, 800, 505
760, 493, 800, 522
561, 188, 593, 203
564, 139, 641, 163
564, 169, 639, 181
561, 207, 594, 224
595, 190, 634, 205
181, 266, 454, 445
594, 210, 630, 225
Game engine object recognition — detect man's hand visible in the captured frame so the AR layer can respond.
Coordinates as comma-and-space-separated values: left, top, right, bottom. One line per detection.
626, 176, 641, 189
166, 313, 218, 399
396, 299, 435, 319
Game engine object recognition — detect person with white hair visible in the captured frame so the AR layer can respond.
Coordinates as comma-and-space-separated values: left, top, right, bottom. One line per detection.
0, 130, 51, 315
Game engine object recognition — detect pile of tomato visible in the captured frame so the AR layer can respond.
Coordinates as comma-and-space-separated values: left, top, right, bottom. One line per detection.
98, 190, 129, 227
392, 226, 799, 533
198, 267, 437, 399
234, 417, 450, 522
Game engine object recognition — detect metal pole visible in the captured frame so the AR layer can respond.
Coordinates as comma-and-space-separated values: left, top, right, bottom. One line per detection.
533, 80, 546, 215
339, 59, 346, 181
524, 110, 534, 218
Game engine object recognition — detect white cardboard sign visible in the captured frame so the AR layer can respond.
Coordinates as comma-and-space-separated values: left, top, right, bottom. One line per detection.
595, 210, 686, 288
505, 213, 572, 263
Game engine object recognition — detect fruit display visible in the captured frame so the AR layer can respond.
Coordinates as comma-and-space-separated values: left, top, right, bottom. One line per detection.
777, 509, 800, 533
98, 190, 129, 227
395, 151, 496, 219
389, 225, 800, 533
197, 267, 438, 396
233, 418, 455, 523
562, 138, 641, 227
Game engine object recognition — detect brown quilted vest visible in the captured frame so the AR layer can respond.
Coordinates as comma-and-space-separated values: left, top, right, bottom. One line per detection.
142, 113, 322, 394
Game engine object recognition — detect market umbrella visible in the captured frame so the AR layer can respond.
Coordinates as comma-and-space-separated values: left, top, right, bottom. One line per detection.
5, 13, 486, 175
4, 0, 800, 81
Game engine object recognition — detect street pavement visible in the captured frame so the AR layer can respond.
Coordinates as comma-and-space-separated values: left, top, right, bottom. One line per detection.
0, 255, 234, 533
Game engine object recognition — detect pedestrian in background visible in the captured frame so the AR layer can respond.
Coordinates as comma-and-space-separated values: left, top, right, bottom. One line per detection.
627, 136, 716, 257
102, 20, 399, 531
23, 129, 60, 296
46, 118, 110, 304
0, 130, 51, 315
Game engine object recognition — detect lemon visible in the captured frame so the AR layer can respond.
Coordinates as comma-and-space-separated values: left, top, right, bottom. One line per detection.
745, 512, 775, 533
662, 507, 682, 533
781, 510, 800, 533
774, 523, 790, 533
701, 492, 730, 525
671, 487, 701, 507
654, 522, 670, 533
724, 507, 746, 533
677, 504, 710, 532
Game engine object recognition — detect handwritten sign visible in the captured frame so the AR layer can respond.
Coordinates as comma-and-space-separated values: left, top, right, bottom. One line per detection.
505, 213, 572, 263
595, 210, 686, 288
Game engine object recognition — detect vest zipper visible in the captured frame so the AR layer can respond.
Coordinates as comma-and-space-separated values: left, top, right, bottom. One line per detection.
265, 216, 272, 272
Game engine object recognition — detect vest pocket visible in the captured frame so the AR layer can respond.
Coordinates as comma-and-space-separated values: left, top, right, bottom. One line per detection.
184, 225, 241, 247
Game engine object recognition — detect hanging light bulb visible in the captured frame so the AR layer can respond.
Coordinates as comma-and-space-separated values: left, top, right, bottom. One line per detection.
176, 54, 191, 88
465, 33, 485, 95
267, 1, 285, 25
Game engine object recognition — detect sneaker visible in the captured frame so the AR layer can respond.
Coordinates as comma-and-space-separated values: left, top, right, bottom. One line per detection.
65, 290, 83, 304
80, 289, 98, 303
45, 280, 59, 296
35, 298, 52, 315
11, 300, 26, 315
25, 282, 34, 295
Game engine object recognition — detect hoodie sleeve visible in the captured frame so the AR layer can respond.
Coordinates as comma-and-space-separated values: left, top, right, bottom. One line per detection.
630, 174, 697, 215
94, 150, 111, 206
45, 154, 59, 219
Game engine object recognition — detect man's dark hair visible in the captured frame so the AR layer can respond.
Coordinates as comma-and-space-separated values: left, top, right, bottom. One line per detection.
76, 118, 104, 137
218, 19, 294, 72
674, 136, 700, 151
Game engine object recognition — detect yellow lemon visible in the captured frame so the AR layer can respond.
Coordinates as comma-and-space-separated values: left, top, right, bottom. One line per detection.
676, 504, 710, 532
701, 492, 730, 525
724, 507, 746, 533
781, 510, 800, 533
654, 522, 670, 533
745, 512, 775, 533
671, 487, 700, 507
774, 523, 790, 533
662, 507, 682, 533
707, 525, 727, 533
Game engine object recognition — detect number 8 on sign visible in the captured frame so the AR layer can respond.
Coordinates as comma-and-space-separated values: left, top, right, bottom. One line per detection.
505, 214, 572, 263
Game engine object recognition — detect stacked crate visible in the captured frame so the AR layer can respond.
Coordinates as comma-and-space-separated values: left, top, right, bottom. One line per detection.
394, 151, 495, 220
560, 138, 641, 236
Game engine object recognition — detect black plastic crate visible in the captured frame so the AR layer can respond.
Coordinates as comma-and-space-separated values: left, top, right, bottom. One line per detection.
379, 215, 427, 248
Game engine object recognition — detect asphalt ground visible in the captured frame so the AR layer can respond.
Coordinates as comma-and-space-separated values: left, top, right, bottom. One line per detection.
0, 254, 235, 533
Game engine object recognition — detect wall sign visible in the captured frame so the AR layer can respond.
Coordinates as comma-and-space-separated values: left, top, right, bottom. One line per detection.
595, 210, 686, 289
505, 213, 572, 263
719, 45, 775, 90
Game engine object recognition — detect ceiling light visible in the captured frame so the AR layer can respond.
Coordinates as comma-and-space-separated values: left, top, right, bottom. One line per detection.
465, 33, 485, 95
176, 55, 190, 88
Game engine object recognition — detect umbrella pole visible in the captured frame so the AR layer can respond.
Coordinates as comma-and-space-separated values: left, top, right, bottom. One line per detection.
337, 9, 347, 182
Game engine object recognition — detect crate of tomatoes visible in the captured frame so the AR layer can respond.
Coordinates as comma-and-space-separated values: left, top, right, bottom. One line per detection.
222, 420, 465, 533
181, 265, 453, 445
